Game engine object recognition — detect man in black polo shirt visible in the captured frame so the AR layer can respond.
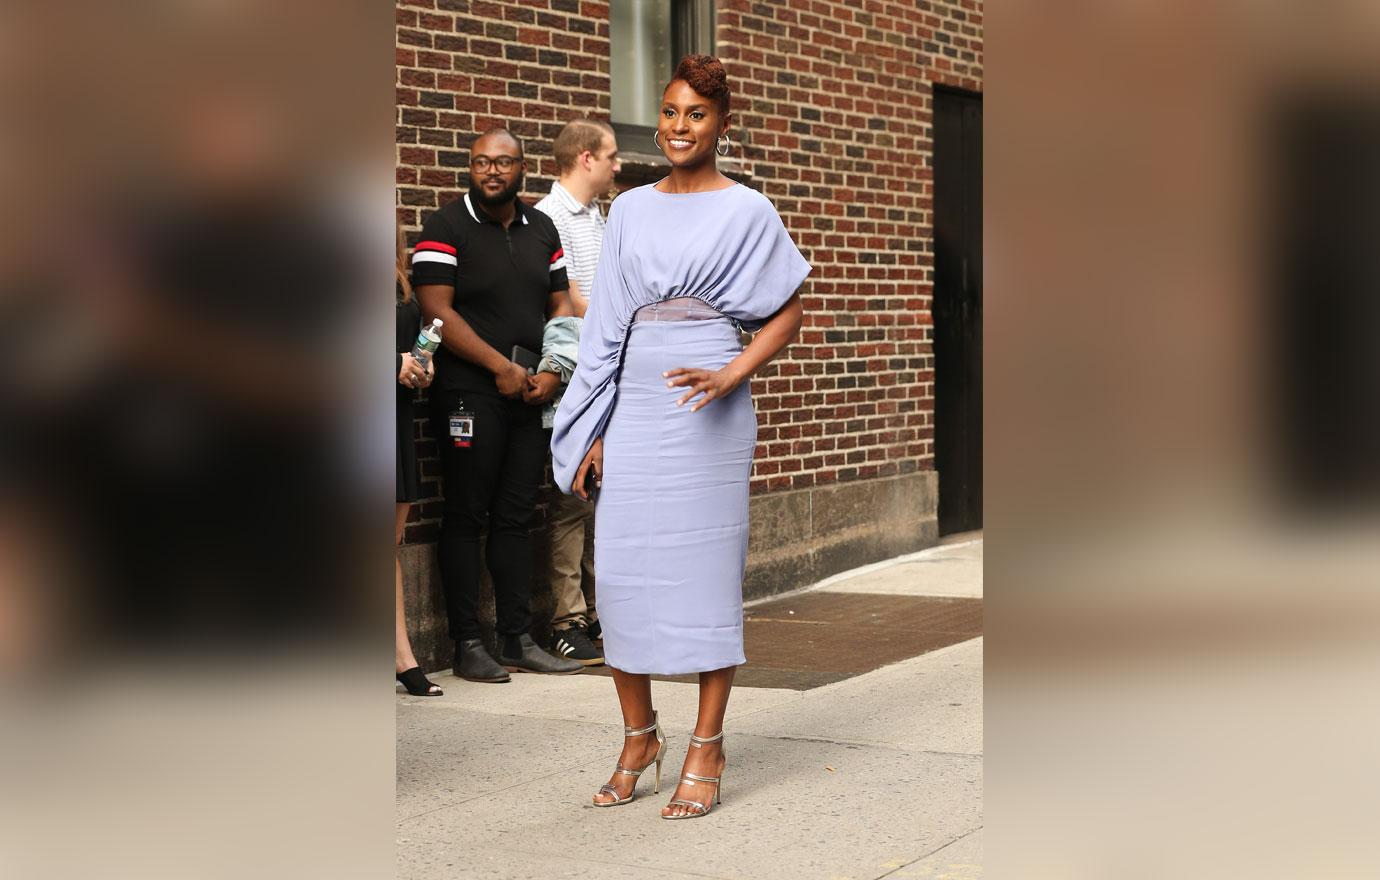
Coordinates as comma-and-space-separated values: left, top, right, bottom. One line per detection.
413, 128, 582, 682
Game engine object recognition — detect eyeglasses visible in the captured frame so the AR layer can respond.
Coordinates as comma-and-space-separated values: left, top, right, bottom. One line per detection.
470, 155, 521, 172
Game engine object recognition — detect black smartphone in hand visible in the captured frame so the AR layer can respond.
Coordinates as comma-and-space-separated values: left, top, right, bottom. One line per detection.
510, 344, 540, 375
582, 465, 600, 503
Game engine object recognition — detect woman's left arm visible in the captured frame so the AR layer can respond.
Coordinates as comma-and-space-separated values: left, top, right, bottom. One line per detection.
665, 292, 803, 413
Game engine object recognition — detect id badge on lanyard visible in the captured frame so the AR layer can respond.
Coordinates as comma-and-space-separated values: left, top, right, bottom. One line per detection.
448, 399, 475, 448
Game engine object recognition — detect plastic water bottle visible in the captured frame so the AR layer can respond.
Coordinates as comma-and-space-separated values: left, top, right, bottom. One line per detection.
411, 318, 443, 368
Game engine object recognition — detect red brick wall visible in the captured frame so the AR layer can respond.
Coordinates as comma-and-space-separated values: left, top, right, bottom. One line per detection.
396, 0, 982, 543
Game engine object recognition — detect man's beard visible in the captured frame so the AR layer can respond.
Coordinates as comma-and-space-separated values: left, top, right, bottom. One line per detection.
470, 172, 524, 207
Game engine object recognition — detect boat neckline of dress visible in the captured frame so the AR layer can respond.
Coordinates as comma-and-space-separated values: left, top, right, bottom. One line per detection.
648, 181, 742, 196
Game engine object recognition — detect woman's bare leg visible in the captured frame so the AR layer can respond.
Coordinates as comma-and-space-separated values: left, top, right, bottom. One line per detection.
395, 502, 422, 674
662, 665, 735, 817
592, 668, 661, 804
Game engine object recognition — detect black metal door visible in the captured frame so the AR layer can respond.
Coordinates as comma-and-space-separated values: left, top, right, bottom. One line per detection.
933, 87, 983, 535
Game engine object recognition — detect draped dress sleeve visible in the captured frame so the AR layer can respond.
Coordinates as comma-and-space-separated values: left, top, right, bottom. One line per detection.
549, 190, 631, 493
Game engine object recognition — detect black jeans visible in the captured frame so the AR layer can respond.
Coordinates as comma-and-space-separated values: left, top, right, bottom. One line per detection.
430, 388, 545, 642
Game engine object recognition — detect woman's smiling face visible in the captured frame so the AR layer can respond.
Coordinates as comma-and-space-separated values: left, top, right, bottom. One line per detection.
657, 79, 728, 168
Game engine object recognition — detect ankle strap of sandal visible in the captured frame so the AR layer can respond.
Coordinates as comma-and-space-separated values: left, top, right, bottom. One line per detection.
624, 710, 659, 737
689, 730, 724, 748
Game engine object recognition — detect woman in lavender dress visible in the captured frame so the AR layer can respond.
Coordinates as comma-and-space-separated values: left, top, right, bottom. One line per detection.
551, 55, 810, 819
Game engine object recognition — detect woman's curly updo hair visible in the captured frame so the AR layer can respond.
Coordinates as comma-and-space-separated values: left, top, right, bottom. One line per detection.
670, 54, 731, 116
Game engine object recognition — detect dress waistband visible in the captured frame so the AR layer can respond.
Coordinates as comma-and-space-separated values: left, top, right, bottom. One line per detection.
632, 297, 724, 323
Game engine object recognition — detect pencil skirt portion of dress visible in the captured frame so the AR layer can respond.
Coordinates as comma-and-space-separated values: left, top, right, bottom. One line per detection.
595, 315, 755, 674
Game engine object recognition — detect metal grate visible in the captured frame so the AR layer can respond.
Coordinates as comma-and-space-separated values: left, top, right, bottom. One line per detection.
584, 593, 982, 691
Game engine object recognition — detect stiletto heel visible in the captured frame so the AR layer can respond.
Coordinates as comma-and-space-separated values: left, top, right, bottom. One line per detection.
662, 730, 726, 819
593, 710, 666, 808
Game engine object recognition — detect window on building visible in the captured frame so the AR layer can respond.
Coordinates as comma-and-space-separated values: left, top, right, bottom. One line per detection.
610, 0, 714, 148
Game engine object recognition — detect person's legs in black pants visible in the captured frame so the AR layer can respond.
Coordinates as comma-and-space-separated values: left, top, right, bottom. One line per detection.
431, 389, 507, 643
432, 392, 576, 675
486, 399, 544, 641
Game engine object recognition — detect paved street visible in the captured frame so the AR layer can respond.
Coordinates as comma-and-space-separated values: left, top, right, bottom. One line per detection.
397, 540, 983, 880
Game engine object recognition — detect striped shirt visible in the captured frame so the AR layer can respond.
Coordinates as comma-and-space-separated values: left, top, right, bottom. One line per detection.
409, 193, 568, 392
533, 181, 606, 297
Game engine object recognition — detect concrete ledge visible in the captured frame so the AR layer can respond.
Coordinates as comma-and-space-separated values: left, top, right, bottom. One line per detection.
402, 471, 939, 674
744, 471, 939, 601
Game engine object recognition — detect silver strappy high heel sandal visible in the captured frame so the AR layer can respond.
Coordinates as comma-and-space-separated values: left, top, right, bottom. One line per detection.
593, 710, 666, 808
662, 730, 725, 819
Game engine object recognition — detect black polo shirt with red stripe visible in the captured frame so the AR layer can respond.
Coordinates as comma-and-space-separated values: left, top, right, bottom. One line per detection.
411, 191, 569, 393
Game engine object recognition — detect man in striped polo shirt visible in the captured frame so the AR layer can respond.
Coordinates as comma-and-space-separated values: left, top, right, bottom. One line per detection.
533, 119, 621, 666
413, 127, 583, 682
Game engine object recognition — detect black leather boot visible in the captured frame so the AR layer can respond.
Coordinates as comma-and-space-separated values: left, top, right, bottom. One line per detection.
454, 638, 511, 683
497, 633, 583, 675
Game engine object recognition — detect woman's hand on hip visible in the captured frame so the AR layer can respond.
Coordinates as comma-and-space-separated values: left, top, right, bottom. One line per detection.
664, 366, 745, 413
573, 436, 604, 500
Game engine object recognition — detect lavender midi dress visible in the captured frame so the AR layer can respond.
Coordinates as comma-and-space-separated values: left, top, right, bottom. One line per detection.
551, 183, 810, 675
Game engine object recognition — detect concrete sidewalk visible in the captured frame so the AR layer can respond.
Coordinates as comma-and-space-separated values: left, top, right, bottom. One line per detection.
396, 540, 983, 880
